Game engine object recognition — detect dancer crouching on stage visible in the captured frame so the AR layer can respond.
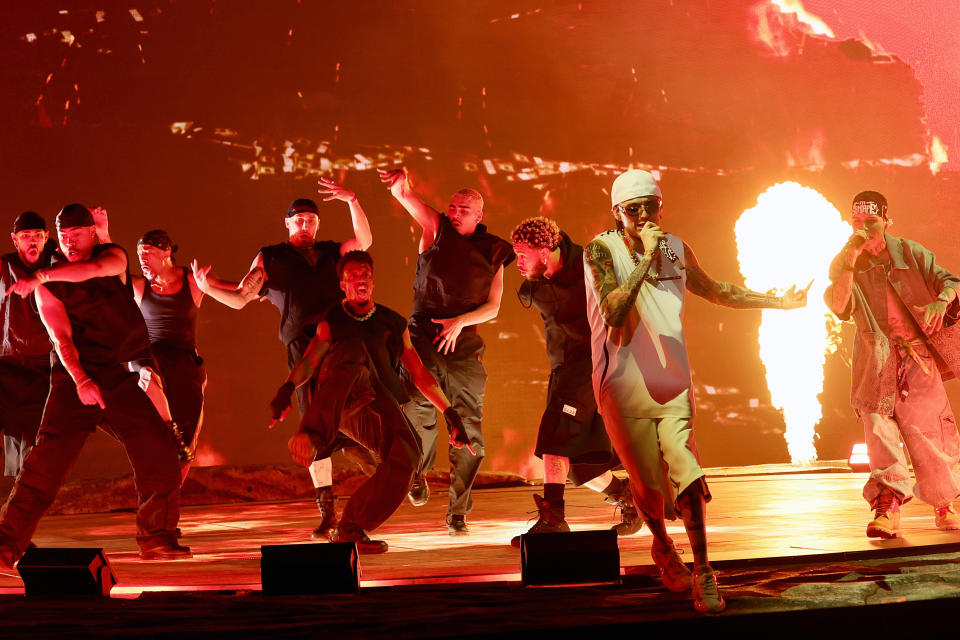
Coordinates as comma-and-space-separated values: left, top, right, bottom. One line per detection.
0, 204, 188, 565
825, 191, 960, 538
583, 171, 808, 613
509, 216, 640, 546
269, 250, 472, 553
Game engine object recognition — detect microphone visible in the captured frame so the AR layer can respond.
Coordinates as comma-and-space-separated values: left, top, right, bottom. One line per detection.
658, 238, 678, 264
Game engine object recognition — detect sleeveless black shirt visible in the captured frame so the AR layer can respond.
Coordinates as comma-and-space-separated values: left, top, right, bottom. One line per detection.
45, 244, 152, 367
259, 241, 342, 346
411, 214, 514, 327
516, 232, 592, 370
139, 267, 198, 350
323, 302, 409, 404
0, 241, 57, 360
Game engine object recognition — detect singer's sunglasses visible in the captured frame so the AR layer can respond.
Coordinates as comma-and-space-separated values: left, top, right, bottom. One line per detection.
614, 198, 661, 217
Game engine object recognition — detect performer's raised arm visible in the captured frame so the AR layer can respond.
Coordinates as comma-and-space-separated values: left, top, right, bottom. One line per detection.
378, 168, 441, 251
683, 242, 808, 310
317, 177, 372, 253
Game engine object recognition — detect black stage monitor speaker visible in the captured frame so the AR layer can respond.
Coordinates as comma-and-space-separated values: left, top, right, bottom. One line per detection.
260, 542, 360, 595
520, 530, 621, 587
17, 547, 116, 597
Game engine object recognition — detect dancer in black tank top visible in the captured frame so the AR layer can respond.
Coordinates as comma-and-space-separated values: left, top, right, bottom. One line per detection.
0, 204, 188, 568
132, 230, 207, 480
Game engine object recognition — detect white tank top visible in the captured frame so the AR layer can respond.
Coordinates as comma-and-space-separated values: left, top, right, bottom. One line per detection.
583, 230, 693, 418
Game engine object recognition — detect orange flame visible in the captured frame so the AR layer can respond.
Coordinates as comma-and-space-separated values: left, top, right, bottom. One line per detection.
735, 182, 850, 464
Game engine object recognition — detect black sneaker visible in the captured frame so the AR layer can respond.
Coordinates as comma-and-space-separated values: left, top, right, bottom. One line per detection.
329, 525, 388, 554
408, 474, 430, 507
446, 514, 469, 536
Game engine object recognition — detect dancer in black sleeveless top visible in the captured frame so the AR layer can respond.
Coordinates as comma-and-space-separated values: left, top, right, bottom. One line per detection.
269, 251, 471, 553
132, 230, 206, 478
0, 204, 187, 567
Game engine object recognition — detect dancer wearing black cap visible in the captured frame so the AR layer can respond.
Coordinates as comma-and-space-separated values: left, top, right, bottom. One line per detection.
0, 212, 58, 476
0, 204, 188, 567
126, 229, 207, 479
193, 178, 373, 538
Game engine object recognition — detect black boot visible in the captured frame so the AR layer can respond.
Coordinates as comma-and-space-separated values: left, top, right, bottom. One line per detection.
311, 487, 337, 540
606, 482, 643, 536
511, 494, 570, 548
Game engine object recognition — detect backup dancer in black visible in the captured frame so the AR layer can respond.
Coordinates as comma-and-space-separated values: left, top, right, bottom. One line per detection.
194, 180, 373, 538
269, 251, 470, 553
0, 204, 187, 566
0, 212, 57, 476
132, 230, 206, 478
509, 217, 640, 547
379, 168, 513, 535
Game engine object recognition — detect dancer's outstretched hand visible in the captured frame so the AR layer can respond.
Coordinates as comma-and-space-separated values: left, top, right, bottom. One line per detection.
443, 407, 476, 455
268, 381, 295, 429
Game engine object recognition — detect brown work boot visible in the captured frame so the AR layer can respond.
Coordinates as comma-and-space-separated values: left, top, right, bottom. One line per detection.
311, 487, 338, 540
866, 492, 901, 539
510, 494, 570, 548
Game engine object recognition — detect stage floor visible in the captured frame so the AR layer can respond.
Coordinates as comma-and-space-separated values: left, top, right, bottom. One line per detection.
2, 468, 960, 595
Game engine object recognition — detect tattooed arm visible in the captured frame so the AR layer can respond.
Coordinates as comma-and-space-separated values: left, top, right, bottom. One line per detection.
190, 252, 267, 310
584, 238, 657, 327
683, 242, 806, 309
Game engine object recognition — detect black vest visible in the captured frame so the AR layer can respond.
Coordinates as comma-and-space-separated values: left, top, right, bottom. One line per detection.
516, 233, 592, 370
260, 241, 342, 346
45, 244, 152, 367
324, 302, 409, 404
411, 214, 513, 328
0, 242, 56, 361
139, 267, 198, 350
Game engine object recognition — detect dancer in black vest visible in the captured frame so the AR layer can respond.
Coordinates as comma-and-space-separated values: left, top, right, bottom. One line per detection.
132, 230, 206, 480
0, 212, 57, 476
509, 217, 641, 547
0, 204, 187, 567
379, 168, 513, 535
269, 251, 470, 553
193, 179, 373, 538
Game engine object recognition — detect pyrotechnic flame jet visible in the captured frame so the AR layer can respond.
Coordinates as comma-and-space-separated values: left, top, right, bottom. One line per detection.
735, 182, 851, 465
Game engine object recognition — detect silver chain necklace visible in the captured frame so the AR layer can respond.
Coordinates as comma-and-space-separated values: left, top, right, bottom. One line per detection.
341, 299, 376, 322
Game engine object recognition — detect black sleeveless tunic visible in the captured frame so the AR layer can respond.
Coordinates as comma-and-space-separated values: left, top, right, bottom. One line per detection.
410, 214, 513, 338
323, 302, 409, 404
259, 241, 342, 346
45, 244, 152, 368
0, 242, 57, 361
